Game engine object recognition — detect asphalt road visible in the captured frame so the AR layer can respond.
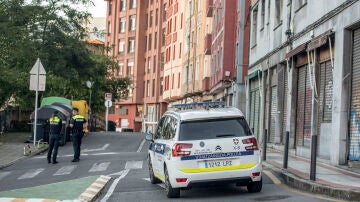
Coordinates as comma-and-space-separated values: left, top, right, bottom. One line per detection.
0, 132, 341, 201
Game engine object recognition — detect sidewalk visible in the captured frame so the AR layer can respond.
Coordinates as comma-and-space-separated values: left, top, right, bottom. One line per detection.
0, 132, 110, 202
265, 147, 360, 201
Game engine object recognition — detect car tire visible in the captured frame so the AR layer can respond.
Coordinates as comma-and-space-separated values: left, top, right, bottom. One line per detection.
148, 156, 161, 184
164, 166, 180, 198
247, 178, 262, 193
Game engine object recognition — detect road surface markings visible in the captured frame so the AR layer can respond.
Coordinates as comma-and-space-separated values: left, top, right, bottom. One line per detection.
143, 178, 165, 188
125, 161, 143, 169
0, 171, 11, 181
100, 170, 130, 202
53, 165, 76, 176
18, 168, 44, 180
137, 139, 146, 152
263, 170, 281, 184
83, 144, 110, 152
89, 162, 111, 172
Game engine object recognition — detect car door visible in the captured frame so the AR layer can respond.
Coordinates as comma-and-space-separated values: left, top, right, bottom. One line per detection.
152, 116, 168, 179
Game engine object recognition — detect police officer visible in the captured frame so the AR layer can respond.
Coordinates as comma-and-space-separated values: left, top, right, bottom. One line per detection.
69, 108, 86, 162
47, 110, 62, 164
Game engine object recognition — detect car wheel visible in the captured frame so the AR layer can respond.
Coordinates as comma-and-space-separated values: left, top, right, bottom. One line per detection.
164, 166, 180, 198
247, 178, 262, 193
148, 156, 161, 184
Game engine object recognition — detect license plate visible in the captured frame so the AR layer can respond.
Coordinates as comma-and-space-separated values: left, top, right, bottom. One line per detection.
205, 160, 233, 168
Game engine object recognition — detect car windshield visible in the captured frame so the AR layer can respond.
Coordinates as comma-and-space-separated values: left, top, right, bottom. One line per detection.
178, 117, 251, 141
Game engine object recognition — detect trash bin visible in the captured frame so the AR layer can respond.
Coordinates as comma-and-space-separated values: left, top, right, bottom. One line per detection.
28, 122, 46, 143
108, 121, 116, 131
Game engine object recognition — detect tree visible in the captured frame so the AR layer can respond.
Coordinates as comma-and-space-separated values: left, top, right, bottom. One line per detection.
0, 0, 131, 113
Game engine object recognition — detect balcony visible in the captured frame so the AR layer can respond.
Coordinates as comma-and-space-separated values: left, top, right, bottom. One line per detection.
204, 34, 212, 55
202, 77, 210, 91
206, 0, 213, 17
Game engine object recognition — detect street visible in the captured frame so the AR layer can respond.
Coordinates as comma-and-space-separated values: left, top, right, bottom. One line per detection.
0, 132, 340, 201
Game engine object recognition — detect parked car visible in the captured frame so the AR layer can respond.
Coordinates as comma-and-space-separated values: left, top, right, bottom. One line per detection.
145, 102, 262, 198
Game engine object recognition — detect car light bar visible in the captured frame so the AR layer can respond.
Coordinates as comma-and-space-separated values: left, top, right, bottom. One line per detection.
171, 101, 226, 110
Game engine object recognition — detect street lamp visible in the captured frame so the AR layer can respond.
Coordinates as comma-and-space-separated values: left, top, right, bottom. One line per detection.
86, 80, 94, 131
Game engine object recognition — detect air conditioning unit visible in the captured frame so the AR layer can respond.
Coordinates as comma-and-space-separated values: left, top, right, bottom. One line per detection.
225, 71, 230, 77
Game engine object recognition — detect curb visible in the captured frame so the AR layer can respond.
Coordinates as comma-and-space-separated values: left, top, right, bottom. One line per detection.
78, 175, 111, 202
263, 162, 360, 201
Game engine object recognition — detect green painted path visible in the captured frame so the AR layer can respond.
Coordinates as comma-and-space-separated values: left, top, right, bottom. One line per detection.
0, 175, 99, 200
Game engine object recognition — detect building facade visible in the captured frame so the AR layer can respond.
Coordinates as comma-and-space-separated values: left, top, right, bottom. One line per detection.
209, 0, 237, 105
105, 0, 166, 132
247, 0, 360, 166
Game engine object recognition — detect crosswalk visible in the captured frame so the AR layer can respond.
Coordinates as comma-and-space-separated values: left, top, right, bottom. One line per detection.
0, 160, 143, 182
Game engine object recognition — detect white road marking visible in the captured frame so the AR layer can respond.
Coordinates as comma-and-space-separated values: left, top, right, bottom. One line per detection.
54, 165, 76, 176
100, 169, 130, 202
143, 178, 165, 188
89, 162, 111, 172
83, 144, 110, 152
0, 171, 11, 181
125, 161, 143, 169
18, 168, 44, 179
137, 139, 146, 152
263, 170, 281, 184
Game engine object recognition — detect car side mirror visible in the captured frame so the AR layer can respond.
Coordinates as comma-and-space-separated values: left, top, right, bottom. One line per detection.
145, 133, 154, 142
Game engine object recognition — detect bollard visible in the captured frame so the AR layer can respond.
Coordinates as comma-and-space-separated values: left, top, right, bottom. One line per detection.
310, 135, 317, 181
283, 131, 289, 169
263, 129, 267, 161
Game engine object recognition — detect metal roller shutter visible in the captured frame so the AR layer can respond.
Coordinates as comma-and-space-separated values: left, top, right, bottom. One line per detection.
296, 66, 306, 146
349, 28, 360, 161
303, 65, 312, 148
254, 90, 260, 137
249, 78, 261, 139
270, 86, 277, 143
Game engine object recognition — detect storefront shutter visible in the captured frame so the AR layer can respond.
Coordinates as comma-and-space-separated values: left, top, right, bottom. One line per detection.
296, 65, 306, 146
349, 28, 360, 161
270, 86, 277, 143
283, 68, 288, 142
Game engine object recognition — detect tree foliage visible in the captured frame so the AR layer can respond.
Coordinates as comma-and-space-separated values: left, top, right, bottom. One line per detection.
0, 0, 130, 113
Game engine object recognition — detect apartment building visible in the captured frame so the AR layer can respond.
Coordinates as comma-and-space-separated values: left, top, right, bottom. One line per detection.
208, 0, 237, 105
247, 0, 360, 166
105, 0, 166, 132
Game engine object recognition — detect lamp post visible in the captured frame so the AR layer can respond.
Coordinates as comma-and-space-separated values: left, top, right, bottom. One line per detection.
86, 80, 94, 131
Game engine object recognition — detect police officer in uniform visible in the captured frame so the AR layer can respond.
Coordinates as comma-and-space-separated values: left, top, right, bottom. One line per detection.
69, 108, 86, 162
47, 110, 62, 164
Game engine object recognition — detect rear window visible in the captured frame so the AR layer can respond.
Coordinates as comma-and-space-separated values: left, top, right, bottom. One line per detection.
178, 117, 252, 141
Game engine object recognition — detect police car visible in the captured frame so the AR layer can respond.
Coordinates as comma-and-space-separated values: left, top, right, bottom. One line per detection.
145, 102, 262, 198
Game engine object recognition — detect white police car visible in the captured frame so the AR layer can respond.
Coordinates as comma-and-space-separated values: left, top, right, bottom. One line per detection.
145, 102, 262, 198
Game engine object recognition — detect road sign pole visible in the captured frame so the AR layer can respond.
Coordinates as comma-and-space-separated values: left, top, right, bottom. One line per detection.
105, 106, 109, 132
33, 60, 40, 147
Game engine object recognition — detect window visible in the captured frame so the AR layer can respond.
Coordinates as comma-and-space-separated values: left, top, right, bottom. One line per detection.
173, 44, 175, 60
120, 0, 126, 11
129, 15, 136, 31
179, 118, 251, 141
275, 0, 283, 25
118, 106, 128, 115
179, 43, 182, 58
118, 40, 125, 54
130, 0, 136, 9
108, 1, 112, 15
152, 79, 155, 97
120, 18, 126, 33
155, 116, 167, 139
251, 5, 258, 46
147, 80, 150, 97
153, 56, 156, 73
109, 106, 115, 114
155, 9, 159, 26
149, 11, 153, 28
260, 0, 265, 29
107, 22, 111, 35
118, 61, 124, 76
154, 32, 158, 49
148, 57, 151, 73
148, 34, 152, 50
128, 38, 135, 53
172, 74, 174, 89
161, 53, 164, 70
127, 61, 134, 76
178, 73, 180, 88
160, 77, 164, 95
295, 0, 307, 11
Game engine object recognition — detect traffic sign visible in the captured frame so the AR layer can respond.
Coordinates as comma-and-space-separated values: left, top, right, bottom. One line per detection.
105, 93, 112, 100
104, 100, 112, 107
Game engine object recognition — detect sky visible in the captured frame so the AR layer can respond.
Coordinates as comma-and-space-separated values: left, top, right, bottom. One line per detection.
88, 1, 107, 17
